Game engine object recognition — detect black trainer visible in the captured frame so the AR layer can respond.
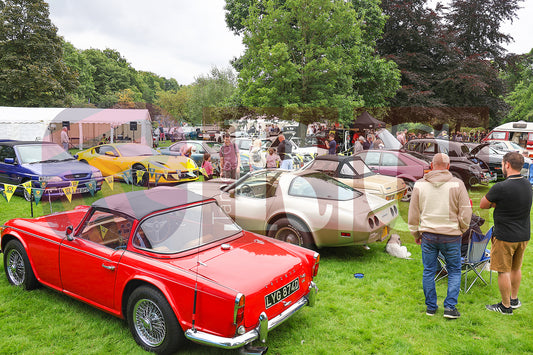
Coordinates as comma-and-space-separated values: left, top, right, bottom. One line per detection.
510, 298, 522, 309
426, 308, 437, 316
443, 308, 460, 319
486, 302, 513, 315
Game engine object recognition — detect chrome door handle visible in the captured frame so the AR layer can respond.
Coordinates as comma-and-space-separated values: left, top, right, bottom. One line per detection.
102, 264, 115, 271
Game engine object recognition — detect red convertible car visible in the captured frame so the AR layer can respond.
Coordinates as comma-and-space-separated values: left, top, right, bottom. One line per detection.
1, 187, 319, 354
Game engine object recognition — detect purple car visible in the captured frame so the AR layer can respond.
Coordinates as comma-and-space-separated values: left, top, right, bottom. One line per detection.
354, 150, 430, 201
0, 140, 103, 201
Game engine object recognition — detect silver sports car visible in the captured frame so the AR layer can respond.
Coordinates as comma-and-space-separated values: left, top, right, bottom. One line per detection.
183, 169, 399, 249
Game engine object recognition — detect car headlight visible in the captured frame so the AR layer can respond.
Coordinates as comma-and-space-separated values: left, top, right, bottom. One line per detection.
92, 170, 103, 179
39, 175, 62, 182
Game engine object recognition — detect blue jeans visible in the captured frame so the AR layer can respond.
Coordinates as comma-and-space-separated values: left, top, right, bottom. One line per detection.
421, 232, 461, 310
280, 159, 293, 170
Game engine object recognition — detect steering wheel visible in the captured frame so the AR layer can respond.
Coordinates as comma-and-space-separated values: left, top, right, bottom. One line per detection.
238, 184, 253, 197
144, 219, 173, 244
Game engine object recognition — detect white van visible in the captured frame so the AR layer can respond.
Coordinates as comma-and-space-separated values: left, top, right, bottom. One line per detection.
483, 121, 533, 156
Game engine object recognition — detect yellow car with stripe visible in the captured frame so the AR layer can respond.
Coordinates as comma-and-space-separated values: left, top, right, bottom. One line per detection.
76, 143, 198, 185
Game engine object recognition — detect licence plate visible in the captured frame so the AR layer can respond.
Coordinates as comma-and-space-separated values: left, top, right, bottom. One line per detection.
264, 278, 300, 309
76, 187, 89, 193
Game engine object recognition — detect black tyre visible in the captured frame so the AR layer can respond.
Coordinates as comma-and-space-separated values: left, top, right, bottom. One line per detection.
401, 180, 414, 202
3, 240, 39, 290
133, 164, 149, 186
21, 180, 33, 202
267, 217, 315, 249
451, 171, 469, 187
127, 286, 184, 354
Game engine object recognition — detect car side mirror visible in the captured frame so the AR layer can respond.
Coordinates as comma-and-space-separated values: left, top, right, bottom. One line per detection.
104, 151, 116, 157
66, 225, 74, 241
3, 157, 15, 164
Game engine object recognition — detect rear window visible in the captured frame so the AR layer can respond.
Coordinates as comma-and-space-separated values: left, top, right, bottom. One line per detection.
288, 172, 362, 200
134, 202, 241, 254
307, 159, 340, 172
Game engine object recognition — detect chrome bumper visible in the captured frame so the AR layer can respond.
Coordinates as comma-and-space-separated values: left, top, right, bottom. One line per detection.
184, 281, 318, 349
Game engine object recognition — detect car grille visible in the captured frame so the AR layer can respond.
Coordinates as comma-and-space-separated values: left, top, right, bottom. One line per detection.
64, 173, 91, 179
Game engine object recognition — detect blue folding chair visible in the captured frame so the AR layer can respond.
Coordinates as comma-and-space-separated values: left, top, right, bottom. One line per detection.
435, 228, 492, 293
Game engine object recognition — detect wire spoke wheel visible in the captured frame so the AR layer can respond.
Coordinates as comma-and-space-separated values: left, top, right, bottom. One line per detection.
127, 286, 183, 353
3, 240, 38, 290
133, 298, 166, 347
6, 248, 25, 286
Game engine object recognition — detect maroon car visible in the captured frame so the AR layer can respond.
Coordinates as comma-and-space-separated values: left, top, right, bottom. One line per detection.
354, 150, 430, 201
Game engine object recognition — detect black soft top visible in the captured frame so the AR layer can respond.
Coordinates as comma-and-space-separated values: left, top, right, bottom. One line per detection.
92, 186, 209, 220
314, 154, 363, 162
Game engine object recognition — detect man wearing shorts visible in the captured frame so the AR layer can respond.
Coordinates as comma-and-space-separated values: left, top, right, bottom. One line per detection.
480, 152, 532, 314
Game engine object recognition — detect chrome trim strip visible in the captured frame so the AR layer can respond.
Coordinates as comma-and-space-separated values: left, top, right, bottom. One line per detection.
0, 226, 62, 246
233, 293, 244, 324
185, 290, 314, 349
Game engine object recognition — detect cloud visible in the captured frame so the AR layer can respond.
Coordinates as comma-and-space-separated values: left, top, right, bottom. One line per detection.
48, 0, 244, 84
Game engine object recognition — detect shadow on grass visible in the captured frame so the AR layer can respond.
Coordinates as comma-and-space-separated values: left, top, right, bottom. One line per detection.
317, 243, 386, 262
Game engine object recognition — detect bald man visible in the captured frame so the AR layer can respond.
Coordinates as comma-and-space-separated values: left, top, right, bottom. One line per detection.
409, 153, 472, 319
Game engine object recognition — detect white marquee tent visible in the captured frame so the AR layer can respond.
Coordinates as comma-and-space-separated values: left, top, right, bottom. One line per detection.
0, 107, 152, 149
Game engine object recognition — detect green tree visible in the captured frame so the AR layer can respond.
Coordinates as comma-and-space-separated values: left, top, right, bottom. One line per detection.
155, 86, 193, 123
188, 67, 237, 124
505, 50, 533, 122
378, 0, 521, 129
443, 0, 523, 127
0, 0, 78, 106
236, 0, 400, 124
445, 0, 522, 59
62, 40, 96, 106
82, 48, 135, 107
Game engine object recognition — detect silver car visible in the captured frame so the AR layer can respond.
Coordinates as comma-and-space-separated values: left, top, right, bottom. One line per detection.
183, 169, 399, 249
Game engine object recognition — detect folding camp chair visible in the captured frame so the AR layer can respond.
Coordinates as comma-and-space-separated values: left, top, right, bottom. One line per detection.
435, 227, 492, 293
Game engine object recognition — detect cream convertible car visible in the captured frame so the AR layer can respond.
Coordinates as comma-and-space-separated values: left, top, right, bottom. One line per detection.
183, 170, 399, 249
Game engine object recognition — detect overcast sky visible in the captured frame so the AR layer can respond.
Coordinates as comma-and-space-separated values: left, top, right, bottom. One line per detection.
48, 0, 532, 86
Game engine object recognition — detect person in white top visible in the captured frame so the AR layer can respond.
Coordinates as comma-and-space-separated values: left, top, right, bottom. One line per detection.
249, 139, 265, 171
61, 127, 70, 151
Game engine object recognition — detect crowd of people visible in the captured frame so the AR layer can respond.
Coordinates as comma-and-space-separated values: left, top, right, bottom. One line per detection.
408, 151, 531, 318
396, 129, 488, 143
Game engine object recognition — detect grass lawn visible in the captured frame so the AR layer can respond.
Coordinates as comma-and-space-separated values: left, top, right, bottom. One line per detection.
0, 182, 532, 354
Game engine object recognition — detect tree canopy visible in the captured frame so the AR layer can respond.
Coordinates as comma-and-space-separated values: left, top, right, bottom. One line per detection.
377, 0, 523, 129
504, 50, 533, 122
232, 0, 400, 124
0, 0, 77, 106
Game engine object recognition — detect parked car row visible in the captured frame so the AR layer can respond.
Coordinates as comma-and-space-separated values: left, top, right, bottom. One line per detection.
2, 130, 525, 353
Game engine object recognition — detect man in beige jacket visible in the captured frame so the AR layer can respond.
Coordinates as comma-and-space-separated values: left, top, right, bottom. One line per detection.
408, 153, 472, 318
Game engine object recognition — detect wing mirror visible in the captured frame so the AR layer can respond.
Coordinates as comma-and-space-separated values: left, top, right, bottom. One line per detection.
66, 225, 74, 241
3, 158, 15, 164
104, 151, 116, 157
